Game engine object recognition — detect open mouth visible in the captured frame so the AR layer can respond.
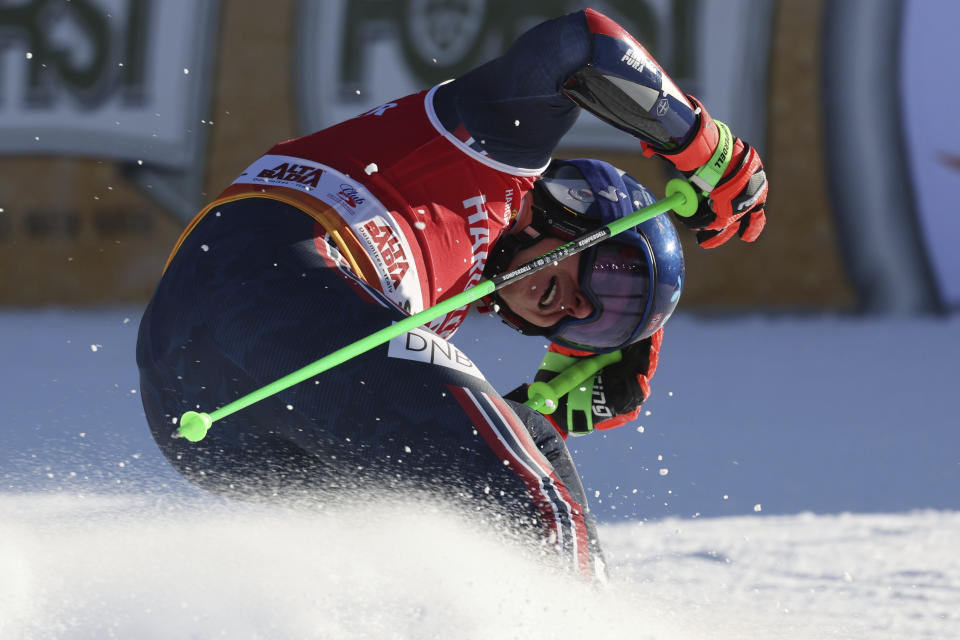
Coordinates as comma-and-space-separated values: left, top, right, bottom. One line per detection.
538, 276, 558, 309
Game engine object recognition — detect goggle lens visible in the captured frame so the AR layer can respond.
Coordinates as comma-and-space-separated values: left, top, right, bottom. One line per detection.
551, 243, 651, 351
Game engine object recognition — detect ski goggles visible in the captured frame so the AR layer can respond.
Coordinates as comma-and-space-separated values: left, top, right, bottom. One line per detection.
548, 241, 653, 352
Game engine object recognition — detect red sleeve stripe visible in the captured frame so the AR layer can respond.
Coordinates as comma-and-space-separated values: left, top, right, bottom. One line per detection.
584, 8, 640, 47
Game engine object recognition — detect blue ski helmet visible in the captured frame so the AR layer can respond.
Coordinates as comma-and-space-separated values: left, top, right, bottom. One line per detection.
486, 158, 685, 353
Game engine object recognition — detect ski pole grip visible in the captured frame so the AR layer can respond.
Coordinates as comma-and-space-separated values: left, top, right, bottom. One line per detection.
525, 350, 623, 414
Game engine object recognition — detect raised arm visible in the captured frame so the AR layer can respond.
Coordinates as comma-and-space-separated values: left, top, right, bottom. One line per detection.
431, 11, 592, 169
434, 8, 767, 247
431, 9, 700, 169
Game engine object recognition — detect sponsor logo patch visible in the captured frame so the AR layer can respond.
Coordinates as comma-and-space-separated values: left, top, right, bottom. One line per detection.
387, 327, 486, 382
256, 161, 324, 188
334, 184, 365, 208
621, 47, 647, 73
362, 219, 411, 289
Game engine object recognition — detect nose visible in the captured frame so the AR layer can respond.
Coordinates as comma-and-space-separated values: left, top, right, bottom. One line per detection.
566, 291, 593, 319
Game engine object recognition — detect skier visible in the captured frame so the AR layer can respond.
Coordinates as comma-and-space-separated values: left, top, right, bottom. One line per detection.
137, 8, 767, 579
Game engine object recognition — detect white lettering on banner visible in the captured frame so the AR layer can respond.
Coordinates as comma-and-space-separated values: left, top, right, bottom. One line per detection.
387, 327, 487, 382
232, 154, 425, 314
428, 193, 493, 337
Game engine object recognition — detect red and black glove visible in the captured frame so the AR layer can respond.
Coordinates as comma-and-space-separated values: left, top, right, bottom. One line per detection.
506, 329, 663, 438
650, 96, 769, 249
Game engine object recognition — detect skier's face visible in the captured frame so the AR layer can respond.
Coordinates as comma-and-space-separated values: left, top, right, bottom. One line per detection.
497, 236, 594, 328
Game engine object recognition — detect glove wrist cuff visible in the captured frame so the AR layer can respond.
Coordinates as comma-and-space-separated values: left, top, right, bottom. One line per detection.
689, 120, 733, 193
658, 95, 721, 174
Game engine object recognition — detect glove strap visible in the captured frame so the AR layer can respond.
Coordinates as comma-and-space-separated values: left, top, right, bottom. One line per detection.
689, 120, 734, 195
565, 379, 596, 435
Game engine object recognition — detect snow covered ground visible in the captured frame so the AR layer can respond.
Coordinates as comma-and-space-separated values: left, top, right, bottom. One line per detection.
1, 308, 958, 639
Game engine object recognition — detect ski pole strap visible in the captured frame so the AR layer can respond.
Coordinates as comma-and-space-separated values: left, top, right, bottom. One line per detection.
524, 350, 623, 415
689, 120, 733, 195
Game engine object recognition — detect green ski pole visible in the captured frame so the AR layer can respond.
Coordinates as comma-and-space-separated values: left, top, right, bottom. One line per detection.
176, 178, 699, 442
524, 349, 624, 414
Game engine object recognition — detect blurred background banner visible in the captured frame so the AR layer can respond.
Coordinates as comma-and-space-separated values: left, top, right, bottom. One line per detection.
0, 0, 956, 313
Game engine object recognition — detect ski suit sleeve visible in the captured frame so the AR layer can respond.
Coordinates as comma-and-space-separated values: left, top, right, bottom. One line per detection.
430, 11, 592, 169
560, 9, 769, 247
433, 9, 767, 248
431, 9, 701, 169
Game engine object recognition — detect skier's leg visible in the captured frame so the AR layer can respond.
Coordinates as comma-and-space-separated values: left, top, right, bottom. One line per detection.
505, 399, 608, 578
